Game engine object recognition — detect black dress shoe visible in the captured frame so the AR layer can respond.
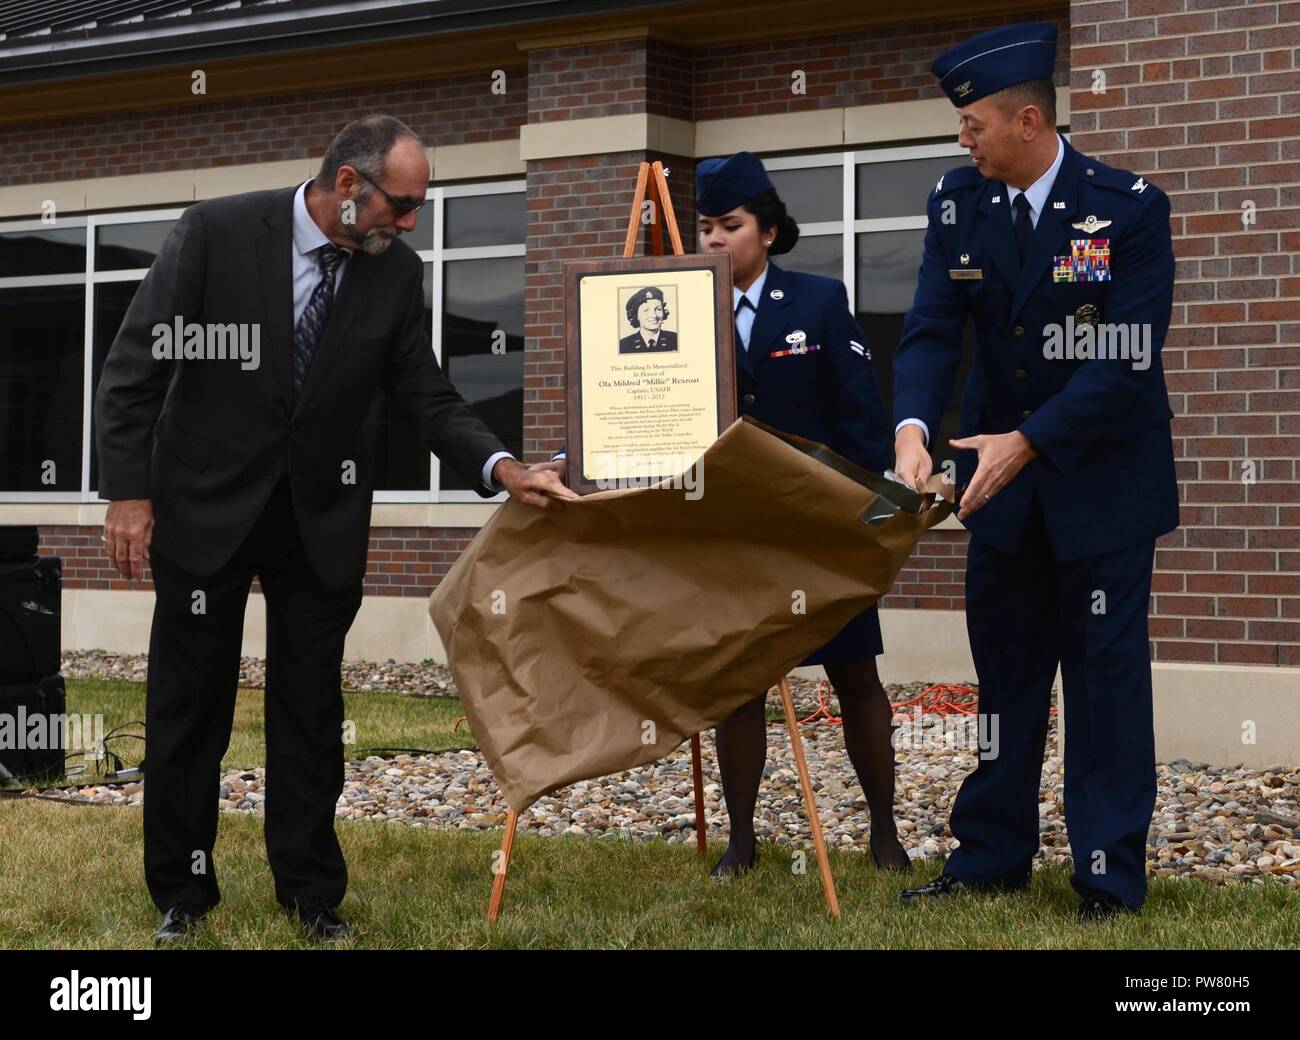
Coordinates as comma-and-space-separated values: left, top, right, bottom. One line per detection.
1077, 890, 1135, 922
155, 903, 208, 945
709, 843, 758, 880
292, 897, 350, 941
899, 873, 967, 902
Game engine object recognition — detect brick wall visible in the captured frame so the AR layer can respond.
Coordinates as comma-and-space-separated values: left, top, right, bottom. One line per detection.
1069, 0, 1300, 666
0, 70, 527, 186
522, 39, 696, 461
36, 525, 476, 597
694, 8, 1069, 119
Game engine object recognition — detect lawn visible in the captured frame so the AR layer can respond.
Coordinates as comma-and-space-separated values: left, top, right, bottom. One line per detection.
0, 678, 1295, 949
2, 677, 473, 788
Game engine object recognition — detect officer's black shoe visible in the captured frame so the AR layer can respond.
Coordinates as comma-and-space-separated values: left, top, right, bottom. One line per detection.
1077, 890, 1135, 922
154, 903, 208, 945
709, 842, 759, 880
292, 896, 350, 941
899, 872, 967, 902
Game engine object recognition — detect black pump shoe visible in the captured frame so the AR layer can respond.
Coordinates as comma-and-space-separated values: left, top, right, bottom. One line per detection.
709, 842, 759, 880
870, 834, 913, 872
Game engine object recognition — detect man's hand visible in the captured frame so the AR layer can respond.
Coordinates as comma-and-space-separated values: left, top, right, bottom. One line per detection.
893, 424, 933, 492
527, 458, 567, 483
950, 431, 1038, 521
493, 458, 578, 510
104, 499, 154, 582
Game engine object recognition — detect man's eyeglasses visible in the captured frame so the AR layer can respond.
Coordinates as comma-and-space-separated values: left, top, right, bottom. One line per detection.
353, 168, 426, 217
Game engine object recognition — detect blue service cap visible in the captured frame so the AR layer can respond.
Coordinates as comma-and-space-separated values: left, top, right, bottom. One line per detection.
695, 151, 775, 216
931, 22, 1057, 107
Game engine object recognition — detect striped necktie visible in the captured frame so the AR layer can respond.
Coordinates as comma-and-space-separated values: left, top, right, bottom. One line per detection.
293, 243, 347, 397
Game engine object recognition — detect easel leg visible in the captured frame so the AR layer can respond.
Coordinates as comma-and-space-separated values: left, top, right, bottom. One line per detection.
778, 677, 841, 918
690, 733, 706, 854
487, 809, 519, 922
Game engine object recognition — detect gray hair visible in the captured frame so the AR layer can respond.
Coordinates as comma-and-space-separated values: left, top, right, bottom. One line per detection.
315, 115, 423, 201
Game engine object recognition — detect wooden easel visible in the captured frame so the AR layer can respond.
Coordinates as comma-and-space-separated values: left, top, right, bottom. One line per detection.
488, 161, 840, 921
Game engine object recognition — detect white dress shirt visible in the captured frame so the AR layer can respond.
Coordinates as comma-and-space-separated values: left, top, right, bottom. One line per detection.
895, 133, 1066, 446
293, 180, 509, 492
731, 263, 769, 351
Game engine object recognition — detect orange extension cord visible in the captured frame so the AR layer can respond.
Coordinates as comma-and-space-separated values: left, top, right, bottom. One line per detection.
799, 678, 1058, 725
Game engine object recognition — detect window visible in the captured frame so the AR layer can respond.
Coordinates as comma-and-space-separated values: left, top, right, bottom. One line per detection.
0, 178, 526, 504
765, 145, 977, 476
0, 220, 92, 500
373, 179, 526, 502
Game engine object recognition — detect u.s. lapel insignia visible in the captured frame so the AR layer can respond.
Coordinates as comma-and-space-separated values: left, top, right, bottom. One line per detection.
1071, 214, 1112, 234
1075, 304, 1101, 327
991, 195, 1001, 203
769, 288, 784, 300
1053, 201, 1066, 210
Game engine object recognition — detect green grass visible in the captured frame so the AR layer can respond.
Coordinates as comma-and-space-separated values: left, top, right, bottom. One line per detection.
0, 799, 1295, 949
3, 677, 474, 788
3, 677, 1295, 948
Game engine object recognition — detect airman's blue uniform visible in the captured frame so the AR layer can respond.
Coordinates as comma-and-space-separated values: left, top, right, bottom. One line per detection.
736, 258, 891, 663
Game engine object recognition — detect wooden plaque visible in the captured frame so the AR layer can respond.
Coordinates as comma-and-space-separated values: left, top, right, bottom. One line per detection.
563, 252, 737, 495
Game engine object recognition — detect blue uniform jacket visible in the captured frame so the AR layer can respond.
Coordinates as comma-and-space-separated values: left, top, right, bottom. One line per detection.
893, 139, 1180, 561
737, 261, 890, 476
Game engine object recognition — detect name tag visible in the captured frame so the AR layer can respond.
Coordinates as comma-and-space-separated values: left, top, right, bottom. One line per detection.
948, 269, 982, 280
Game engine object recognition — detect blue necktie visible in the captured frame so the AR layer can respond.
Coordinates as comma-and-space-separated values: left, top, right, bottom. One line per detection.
293, 244, 347, 397
735, 296, 753, 352
1012, 193, 1034, 267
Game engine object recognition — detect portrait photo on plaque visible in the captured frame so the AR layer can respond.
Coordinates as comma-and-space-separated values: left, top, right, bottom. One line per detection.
563, 253, 736, 494
618, 285, 678, 354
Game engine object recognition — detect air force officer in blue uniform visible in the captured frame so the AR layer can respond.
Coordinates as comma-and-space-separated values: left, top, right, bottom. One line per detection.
694, 153, 907, 879
892, 24, 1179, 919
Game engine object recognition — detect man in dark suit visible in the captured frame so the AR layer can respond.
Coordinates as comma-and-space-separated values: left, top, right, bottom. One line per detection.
891, 25, 1179, 920
618, 286, 678, 352
95, 115, 574, 944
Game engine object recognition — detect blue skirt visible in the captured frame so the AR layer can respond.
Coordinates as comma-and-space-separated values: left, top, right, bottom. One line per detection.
799, 603, 884, 666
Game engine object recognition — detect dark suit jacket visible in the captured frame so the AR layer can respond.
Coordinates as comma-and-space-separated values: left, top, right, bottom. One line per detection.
618, 329, 677, 353
94, 184, 507, 590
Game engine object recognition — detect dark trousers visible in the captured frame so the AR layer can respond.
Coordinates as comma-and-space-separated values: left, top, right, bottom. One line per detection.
945, 497, 1158, 910
143, 476, 363, 912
